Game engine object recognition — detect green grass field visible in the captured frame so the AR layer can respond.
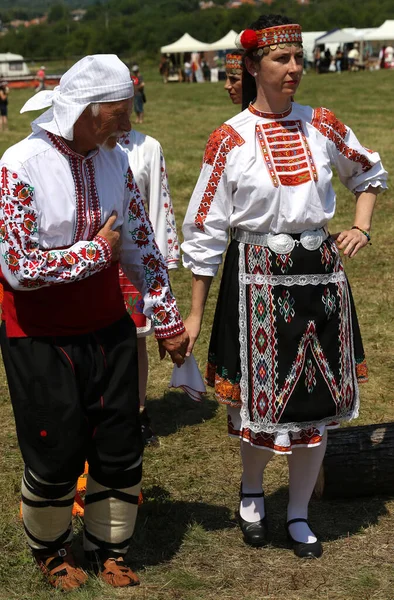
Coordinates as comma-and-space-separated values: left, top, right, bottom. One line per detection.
0, 68, 393, 600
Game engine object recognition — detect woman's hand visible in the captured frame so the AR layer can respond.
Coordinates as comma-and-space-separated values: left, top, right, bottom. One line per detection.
332, 228, 370, 258
184, 314, 202, 357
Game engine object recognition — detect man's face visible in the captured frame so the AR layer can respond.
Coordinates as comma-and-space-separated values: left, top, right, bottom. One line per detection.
76, 98, 133, 151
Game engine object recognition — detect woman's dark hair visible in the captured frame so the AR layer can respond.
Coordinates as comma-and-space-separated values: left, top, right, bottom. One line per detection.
241, 14, 292, 110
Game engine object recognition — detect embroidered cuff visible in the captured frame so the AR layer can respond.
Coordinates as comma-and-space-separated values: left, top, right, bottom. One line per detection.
167, 259, 179, 271
154, 318, 186, 340
94, 235, 112, 264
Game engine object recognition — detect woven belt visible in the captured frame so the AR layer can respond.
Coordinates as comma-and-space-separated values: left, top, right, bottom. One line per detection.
233, 227, 328, 253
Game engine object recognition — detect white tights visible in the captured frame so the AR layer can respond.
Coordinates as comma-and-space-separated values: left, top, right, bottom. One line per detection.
239, 432, 328, 544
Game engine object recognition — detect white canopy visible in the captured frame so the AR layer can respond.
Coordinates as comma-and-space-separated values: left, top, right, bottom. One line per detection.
301, 31, 326, 61
161, 33, 212, 53
208, 30, 238, 51
316, 27, 379, 45
316, 28, 361, 44
363, 20, 394, 41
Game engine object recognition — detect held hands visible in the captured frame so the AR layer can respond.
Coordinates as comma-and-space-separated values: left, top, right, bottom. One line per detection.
158, 330, 190, 367
332, 228, 370, 258
97, 212, 122, 262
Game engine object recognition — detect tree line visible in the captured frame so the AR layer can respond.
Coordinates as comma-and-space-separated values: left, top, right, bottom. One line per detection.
0, 0, 392, 60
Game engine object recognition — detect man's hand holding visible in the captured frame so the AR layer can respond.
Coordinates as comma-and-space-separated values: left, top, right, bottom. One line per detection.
98, 213, 121, 262
158, 330, 190, 367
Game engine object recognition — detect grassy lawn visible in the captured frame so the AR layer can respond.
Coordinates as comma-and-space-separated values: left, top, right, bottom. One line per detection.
0, 68, 393, 600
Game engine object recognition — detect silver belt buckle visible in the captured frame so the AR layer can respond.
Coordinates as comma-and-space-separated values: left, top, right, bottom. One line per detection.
300, 229, 325, 251
267, 233, 295, 254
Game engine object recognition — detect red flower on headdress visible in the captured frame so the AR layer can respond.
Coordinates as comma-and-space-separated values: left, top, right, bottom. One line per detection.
240, 29, 258, 49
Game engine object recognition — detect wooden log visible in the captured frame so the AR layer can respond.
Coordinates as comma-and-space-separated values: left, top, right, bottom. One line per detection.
314, 422, 394, 499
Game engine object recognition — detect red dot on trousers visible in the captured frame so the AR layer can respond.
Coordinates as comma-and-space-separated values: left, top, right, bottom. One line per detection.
40, 430, 48, 437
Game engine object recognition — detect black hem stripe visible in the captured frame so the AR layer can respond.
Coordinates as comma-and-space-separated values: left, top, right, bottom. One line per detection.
84, 528, 132, 551
84, 490, 139, 506
24, 523, 72, 550
21, 494, 74, 509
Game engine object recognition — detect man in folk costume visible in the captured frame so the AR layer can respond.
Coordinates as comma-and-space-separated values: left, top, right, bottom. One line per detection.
118, 128, 179, 445
0, 55, 188, 591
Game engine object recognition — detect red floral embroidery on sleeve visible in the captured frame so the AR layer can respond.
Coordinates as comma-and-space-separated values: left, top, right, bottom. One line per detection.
124, 168, 185, 339
0, 167, 112, 289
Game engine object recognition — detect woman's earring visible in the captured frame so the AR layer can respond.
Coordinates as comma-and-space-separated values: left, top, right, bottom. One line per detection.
253, 72, 258, 76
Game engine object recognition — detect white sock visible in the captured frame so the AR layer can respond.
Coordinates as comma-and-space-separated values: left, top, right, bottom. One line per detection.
239, 441, 272, 523
287, 432, 328, 543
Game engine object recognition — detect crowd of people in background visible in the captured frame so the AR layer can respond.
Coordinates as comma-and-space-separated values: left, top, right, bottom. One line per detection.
314, 42, 393, 73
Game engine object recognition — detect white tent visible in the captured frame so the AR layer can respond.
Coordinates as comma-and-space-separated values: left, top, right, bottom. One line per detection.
0, 52, 31, 78
316, 28, 361, 45
316, 27, 379, 45
302, 31, 326, 62
161, 33, 212, 54
364, 20, 394, 41
208, 30, 238, 51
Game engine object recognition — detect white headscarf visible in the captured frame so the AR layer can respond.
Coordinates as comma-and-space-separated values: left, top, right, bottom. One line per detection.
20, 54, 134, 140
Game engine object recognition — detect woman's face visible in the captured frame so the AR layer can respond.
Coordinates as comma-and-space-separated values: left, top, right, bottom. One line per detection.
224, 74, 242, 105
247, 44, 304, 101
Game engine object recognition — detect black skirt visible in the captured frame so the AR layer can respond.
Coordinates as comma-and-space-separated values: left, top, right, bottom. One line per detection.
206, 237, 367, 436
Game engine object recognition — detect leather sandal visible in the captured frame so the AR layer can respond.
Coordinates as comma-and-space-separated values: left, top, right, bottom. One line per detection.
33, 544, 88, 591
237, 488, 269, 547
286, 518, 323, 559
87, 550, 140, 587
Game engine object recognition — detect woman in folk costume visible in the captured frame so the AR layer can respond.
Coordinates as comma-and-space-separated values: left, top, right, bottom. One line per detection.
118, 130, 179, 445
224, 51, 243, 105
182, 14, 387, 558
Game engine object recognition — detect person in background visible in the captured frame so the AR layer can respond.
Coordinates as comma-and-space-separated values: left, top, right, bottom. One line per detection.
0, 54, 188, 591
35, 65, 46, 92
202, 58, 211, 81
191, 52, 204, 83
184, 59, 193, 83
384, 45, 394, 67
182, 13, 387, 560
348, 45, 360, 71
313, 45, 321, 73
335, 46, 343, 73
118, 128, 180, 445
0, 79, 9, 131
224, 52, 243, 105
131, 64, 145, 124
159, 54, 170, 83
379, 46, 386, 69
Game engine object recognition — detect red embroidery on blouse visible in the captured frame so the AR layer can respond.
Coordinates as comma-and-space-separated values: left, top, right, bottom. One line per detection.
1, 166, 10, 197
0, 167, 111, 288
68, 155, 86, 242
248, 104, 292, 119
46, 133, 102, 242
196, 125, 245, 232
13, 182, 34, 206
256, 120, 318, 187
311, 107, 373, 173
85, 160, 102, 239
202, 124, 244, 166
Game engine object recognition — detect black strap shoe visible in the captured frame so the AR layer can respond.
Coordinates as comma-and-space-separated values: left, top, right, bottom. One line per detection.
286, 518, 323, 559
237, 488, 269, 548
